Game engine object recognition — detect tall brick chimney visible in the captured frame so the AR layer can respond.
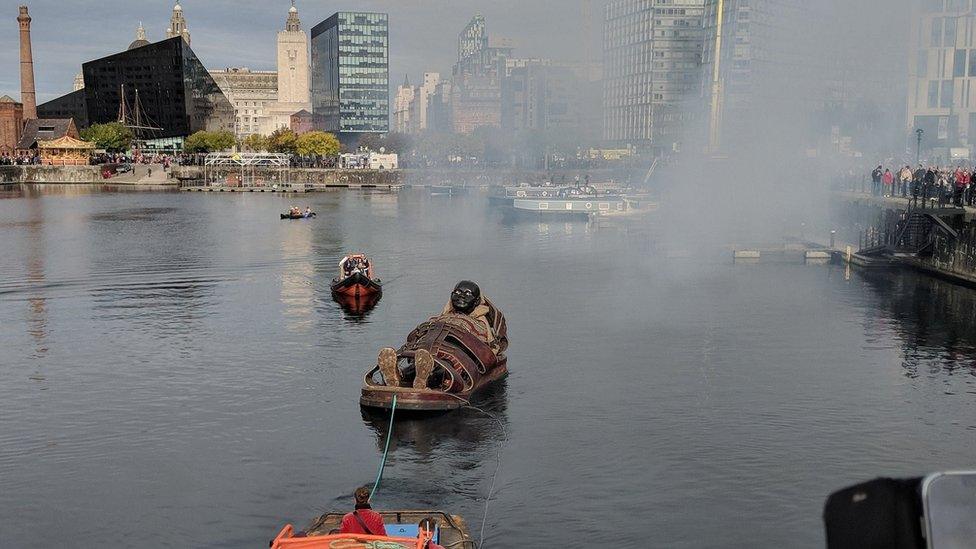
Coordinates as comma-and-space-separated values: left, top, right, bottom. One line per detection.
18, 5, 37, 120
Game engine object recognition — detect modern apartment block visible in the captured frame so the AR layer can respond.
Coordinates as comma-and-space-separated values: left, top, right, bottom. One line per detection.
907, 0, 976, 154
603, 0, 705, 151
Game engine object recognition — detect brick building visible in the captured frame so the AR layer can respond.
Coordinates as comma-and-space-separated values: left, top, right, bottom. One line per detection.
0, 95, 24, 155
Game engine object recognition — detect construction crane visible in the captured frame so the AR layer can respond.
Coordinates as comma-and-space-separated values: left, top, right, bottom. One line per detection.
708, 0, 726, 154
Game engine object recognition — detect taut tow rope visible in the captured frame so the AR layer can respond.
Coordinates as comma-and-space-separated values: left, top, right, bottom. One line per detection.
366, 392, 505, 549
369, 394, 397, 500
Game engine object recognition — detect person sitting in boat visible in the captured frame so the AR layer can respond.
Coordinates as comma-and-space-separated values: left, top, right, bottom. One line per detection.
339, 485, 386, 536
304, 207, 312, 217
418, 517, 445, 549
378, 281, 507, 388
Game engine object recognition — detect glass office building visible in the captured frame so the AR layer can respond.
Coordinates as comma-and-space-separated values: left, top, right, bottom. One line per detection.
311, 12, 389, 135
39, 36, 234, 141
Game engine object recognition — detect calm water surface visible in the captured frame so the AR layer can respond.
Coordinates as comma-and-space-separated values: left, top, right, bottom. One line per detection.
1, 185, 974, 548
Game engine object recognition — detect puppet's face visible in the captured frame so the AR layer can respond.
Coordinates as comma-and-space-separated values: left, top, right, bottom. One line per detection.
450, 281, 481, 314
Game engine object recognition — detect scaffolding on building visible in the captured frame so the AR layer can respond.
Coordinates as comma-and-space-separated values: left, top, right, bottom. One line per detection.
202, 152, 291, 187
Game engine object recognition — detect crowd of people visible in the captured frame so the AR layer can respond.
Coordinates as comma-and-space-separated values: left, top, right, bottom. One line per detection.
0, 152, 40, 165
1, 151, 183, 167
870, 164, 976, 207
89, 152, 175, 168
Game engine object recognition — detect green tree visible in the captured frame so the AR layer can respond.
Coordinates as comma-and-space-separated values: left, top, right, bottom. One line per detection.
80, 122, 133, 152
268, 128, 298, 154
241, 133, 269, 152
208, 130, 236, 152
183, 130, 236, 153
183, 131, 210, 153
295, 131, 340, 156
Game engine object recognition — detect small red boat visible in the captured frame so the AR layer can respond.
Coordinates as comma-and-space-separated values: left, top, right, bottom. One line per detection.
331, 253, 382, 297
361, 298, 508, 412
272, 510, 474, 549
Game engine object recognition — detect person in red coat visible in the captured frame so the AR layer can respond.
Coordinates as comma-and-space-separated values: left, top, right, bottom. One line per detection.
882, 169, 894, 197
339, 486, 387, 536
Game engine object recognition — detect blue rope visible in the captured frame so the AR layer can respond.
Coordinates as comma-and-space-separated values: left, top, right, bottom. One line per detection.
369, 394, 397, 500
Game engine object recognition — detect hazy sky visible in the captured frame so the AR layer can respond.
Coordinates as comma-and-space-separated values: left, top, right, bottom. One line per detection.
0, 0, 604, 103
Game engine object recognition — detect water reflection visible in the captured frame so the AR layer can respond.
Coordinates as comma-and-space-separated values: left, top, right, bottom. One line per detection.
26, 199, 48, 358
860, 271, 976, 379
86, 205, 214, 339
332, 292, 382, 320
280, 221, 316, 334
360, 380, 509, 460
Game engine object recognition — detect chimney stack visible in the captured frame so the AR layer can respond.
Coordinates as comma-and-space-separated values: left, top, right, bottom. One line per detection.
18, 5, 37, 120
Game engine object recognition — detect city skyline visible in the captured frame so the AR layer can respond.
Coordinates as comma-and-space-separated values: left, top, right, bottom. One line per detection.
0, 0, 604, 103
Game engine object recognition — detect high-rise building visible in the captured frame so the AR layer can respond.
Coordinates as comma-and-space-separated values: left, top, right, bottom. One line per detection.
701, 0, 905, 155
443, 16, 513, 134
310, 12, 389, 137
394, 72, 442, 134
503, 59, 600, 140
165, 2, 191, 45
701, 0, 813, 150
427, 80, 451, 134
603, 0, 705, 151
393, 75, 415, 133
414, 72, 441, 132
907, 1, 976, 154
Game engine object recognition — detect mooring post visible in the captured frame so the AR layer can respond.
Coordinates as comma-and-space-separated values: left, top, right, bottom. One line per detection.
830, 230, 836, 249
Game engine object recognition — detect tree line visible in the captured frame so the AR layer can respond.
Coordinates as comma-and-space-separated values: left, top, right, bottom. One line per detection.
79, 123, 341, 157
78, 121, 604, 167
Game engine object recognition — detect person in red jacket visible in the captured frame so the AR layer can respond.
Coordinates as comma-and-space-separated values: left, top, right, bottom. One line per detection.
339, 486, 387, 536
882, 168, 894, 197
955, 168, 968, 206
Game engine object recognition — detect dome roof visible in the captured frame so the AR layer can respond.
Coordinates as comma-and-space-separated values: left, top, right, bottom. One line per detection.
128, 39, 150, 50
174, 3, 182, 11
289, 6, 297, 12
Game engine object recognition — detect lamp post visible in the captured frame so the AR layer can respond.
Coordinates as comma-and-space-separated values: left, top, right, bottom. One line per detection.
916, 128, 924, 165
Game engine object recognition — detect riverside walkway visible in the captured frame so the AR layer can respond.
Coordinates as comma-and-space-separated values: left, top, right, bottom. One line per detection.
833, 190, 975, 216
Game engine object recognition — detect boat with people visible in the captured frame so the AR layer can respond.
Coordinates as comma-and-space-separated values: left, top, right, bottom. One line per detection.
271, 510, 475, 549
331, 253, 382, 298
281, 206, 315, 219
361, 281, 508, 411
273, 485, 476, 549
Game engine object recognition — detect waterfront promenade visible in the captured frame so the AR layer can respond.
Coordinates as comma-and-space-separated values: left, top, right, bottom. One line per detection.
833, 189, 976, 287
834, 190, 976, 216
